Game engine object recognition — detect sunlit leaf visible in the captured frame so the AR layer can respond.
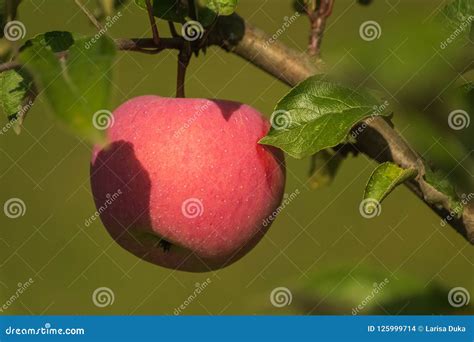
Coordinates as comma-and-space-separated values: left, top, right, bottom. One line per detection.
364, 162, 417, 205
19, 32, 116, 144
259, 76, 391, 159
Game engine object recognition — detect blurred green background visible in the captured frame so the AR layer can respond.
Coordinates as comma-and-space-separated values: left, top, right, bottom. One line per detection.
0, 0, 473, 315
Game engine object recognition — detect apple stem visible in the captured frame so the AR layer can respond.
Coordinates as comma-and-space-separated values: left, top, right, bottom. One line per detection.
176, 43, 191, 98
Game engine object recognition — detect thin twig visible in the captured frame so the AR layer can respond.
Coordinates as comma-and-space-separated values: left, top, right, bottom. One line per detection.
307, 0, 334, 56
74, 0, 104, 31
145, 0, 160, 45
168, 21, 179, 37
0, 61, 20, 73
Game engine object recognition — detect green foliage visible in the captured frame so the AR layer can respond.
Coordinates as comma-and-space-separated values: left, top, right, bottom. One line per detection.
22, 30, 75, 53
424, 167, 463, 215
308, 149, 344, 189
0, 68, 35, 133
134, 0, 238, 26
439, 0, 474, 38
259, 76, 391, 159
298, 265, 462, 314
19, 31, 116, 144
364, 162, 417, 205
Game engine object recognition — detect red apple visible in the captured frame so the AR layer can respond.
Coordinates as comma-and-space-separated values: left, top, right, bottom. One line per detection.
90, 96, 285, 272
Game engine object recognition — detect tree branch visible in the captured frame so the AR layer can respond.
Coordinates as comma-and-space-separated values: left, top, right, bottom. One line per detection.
205, 14, 474, 244
0, 13, 471, 244
74, 0, 104, 31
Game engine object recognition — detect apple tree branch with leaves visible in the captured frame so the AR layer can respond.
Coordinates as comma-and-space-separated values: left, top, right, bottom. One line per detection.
0, 0, 473, 272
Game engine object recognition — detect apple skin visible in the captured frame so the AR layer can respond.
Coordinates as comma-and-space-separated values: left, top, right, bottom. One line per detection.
90, 96, 285, 272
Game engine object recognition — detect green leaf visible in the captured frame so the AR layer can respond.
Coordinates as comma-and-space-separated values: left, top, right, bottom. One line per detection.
134, 0, 187, 23
308, 149, 344, 189
424, 167, 463, 216
299, 264, 459, 314
364, 162, 418, 205
19, 32, 116, 144
259, 76, 391, 159
21, 31, 75, 53
0, 0, 22, 37
0, 68, 35, 134
202, 0, 238, 16
439, 0, 474, 37
134, 0, 238, 26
